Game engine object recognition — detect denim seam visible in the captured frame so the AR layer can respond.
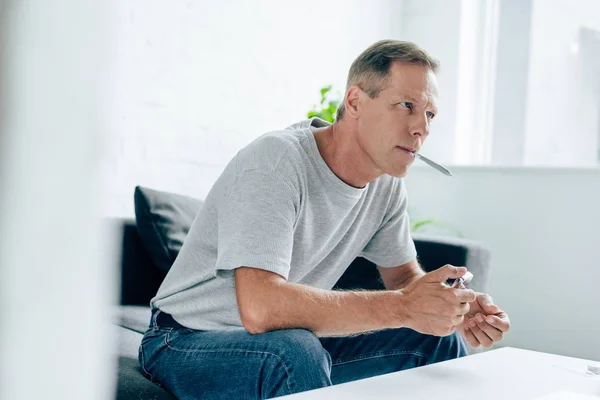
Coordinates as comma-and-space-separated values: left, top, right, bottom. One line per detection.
162, 327, 174, 342
332, 350, 427, 367
165, 331, 294, 394
151, 309, 159, 330
138, 326, 174, 385
139, 344, 154, 381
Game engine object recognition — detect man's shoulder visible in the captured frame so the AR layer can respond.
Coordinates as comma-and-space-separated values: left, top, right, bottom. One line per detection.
235, 122, 311, 174
251, 128, 307, 155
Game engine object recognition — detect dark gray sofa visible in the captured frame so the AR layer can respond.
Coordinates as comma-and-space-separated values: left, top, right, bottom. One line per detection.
112, 219, 491, 399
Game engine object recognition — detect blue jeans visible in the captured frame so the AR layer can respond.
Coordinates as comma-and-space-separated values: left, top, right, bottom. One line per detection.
139, 309, 467, 399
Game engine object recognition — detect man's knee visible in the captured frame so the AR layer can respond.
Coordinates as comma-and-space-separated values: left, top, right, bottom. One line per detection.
266, 329, 332, 372
428, 331, 468, 363
260, 329, 332, 397
382, 327, 467, 365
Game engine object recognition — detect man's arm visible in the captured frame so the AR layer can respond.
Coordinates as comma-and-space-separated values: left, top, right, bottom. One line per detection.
377, 258, 425, 290
235, 262, 474, 337
235, 267, 404, 337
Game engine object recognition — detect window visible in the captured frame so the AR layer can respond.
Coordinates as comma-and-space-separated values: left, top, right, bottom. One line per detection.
401, 0, 600, 167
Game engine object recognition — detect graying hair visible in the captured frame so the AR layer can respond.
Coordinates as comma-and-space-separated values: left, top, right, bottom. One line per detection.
336, 40, 439, 120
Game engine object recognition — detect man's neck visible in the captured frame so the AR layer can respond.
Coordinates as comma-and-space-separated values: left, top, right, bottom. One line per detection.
312, 120, 383, 188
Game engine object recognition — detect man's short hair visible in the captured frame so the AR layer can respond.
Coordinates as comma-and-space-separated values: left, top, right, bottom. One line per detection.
336, 40, 439, 121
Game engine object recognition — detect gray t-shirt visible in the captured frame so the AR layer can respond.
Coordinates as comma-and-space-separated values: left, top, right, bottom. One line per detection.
150, 118, 417, 331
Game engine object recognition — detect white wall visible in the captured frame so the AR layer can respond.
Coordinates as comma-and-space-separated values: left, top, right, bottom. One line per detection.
491, 0, 532, 165
104, 0, 405, 216
524, 0, 600, 166
399, 0, 462, 165
405, 166, 600, 361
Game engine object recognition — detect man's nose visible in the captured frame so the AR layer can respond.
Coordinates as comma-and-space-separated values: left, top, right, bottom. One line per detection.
410, 116, 430, 137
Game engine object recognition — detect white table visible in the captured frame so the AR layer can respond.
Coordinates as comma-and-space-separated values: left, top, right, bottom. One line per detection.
282, 347, 600, 399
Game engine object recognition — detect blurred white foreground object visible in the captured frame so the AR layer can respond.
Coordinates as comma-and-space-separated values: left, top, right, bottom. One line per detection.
0, 1, 115, 399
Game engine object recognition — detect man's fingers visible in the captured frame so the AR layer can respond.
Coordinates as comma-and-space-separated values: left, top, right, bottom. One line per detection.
462, 326, 480, 348
485, 313, 511, 332
468, 319, 494, 348
446, 288, 476, 304
451, 314, 465, 326
457, 288, 477, 303
457, 302, 470, 316
478, 294, 500, 313
475, 314, 503, 342
425, 265, 467, 283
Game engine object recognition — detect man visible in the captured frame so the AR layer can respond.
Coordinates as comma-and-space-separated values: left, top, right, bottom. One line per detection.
139, 40, 510, 399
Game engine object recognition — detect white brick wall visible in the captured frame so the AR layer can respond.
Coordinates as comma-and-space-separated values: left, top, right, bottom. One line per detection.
102, 0, 407, 217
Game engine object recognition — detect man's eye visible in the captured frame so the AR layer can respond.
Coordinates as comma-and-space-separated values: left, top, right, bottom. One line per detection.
427, 111, 435, 119
400, 102, 413, 111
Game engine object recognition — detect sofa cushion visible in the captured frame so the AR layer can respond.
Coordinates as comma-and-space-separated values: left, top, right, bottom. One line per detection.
117, 357, 175, 400
113, 305, 153, 334
134, 186, 203, 273
114, 323, 144, 359
113, 324, 175, 399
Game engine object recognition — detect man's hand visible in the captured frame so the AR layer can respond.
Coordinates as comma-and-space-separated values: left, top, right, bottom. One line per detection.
400, 265, 477, 336
458, 293, 510, 348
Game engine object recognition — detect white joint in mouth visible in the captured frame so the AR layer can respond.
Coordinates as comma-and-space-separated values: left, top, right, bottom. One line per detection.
412, 152, 454, 177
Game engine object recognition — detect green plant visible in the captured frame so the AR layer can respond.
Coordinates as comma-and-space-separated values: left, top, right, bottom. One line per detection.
411, 218, 463, 237
307, 85, 341, 123
411, 218, 436, 232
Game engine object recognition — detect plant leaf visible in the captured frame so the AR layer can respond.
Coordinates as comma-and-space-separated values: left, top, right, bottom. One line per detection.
412, 219, 436, 232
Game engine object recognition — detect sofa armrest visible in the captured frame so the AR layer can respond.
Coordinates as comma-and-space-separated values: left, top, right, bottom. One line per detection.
411, 233, 492, 294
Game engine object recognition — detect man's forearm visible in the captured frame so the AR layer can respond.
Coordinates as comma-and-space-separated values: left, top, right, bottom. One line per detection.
236, 269, 409, 337
388, 269, 425, 290
378, 259, 426, 290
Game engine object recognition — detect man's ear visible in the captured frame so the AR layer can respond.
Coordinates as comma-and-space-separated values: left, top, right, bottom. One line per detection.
344, 86, 362, 119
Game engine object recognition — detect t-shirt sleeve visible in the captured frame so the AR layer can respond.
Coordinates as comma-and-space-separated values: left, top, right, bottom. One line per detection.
215, 169, 297, 279
360, 179, 417, 268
